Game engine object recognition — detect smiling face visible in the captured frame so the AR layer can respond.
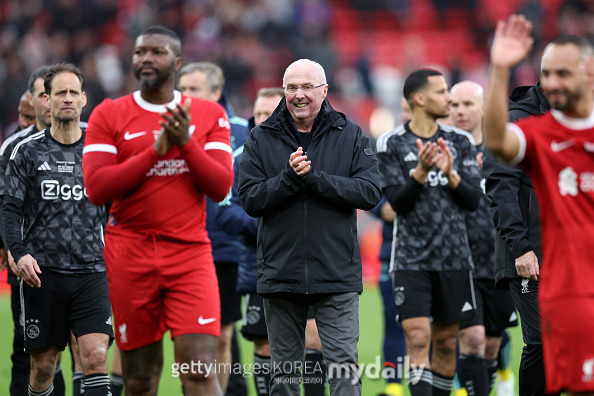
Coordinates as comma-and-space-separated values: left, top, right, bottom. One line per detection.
132, 33, 180, 90
540, 43, 588, 111
283, 61, 328, 130
44, 72, 86, 123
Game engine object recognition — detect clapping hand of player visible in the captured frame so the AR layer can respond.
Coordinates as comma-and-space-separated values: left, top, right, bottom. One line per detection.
434, 138, 454, 177
160, 98, 192, 148
412, 139, 439, 184
290, 147, 311, 177
415, 139, 438, 171
154, 126, 173, 156
491, 14, 534, 70
16, 254, 42, 288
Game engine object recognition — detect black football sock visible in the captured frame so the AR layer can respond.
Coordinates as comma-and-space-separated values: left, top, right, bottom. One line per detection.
407, 366, 432, 396
457, 354, 488, 396
303, 349, 326, 396
432, 370, 454, 396
253, 353, 271, 396
110, 373, 124, 396
82, 373, 110, 396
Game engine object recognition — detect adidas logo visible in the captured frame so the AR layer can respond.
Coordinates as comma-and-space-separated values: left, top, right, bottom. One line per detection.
106, 316, 112, 326
509, 311, 518, 322
461, 301, 473, 312
404, 151, 418, 162
37, 161, 51, 171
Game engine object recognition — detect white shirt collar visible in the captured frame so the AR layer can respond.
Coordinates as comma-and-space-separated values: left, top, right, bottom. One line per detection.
132, 90, 182, 113
551, 104, 594, 130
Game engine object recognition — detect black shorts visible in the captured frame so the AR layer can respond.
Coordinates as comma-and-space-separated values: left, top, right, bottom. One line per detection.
459, 278, 518, 336
21, 270, 114, 352
241, 293, 315, 341
215, 262, 242, 323
241, 293, 268, 341
391, 269, 476, 323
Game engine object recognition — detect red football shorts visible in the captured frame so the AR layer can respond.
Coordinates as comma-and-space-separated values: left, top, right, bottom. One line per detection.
104, 228, 220, 351
540, 297, 594, 393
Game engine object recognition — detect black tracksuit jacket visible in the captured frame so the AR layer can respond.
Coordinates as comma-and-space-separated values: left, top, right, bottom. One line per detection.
484, 82, 550, 288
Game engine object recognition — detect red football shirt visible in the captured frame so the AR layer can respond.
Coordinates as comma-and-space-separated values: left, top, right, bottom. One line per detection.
509, 107, 594, 302
83, 90, 233, 243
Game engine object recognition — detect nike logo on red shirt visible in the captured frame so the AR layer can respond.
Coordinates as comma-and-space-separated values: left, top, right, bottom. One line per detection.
124, 131, 147, 140
551, 140, 575, 152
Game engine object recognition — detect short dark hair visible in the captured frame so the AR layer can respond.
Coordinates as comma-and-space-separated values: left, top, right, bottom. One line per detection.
549, 35, 593, 59
44, 63, 84, 95
403, 69, 443, 103
138, 25, 182, 56
28, 65, 51, 95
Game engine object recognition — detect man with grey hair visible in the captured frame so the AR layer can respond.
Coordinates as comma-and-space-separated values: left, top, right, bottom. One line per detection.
178, 61, 248, 394
238, 58, 382, 395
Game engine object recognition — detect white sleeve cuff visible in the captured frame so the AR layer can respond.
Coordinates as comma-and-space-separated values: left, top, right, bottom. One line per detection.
506, 122, 526, 166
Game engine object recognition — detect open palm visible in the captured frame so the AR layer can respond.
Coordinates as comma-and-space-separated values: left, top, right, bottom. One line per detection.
491, 14, 534, 69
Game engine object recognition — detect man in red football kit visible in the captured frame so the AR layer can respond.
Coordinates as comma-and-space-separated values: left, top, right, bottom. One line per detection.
82, 26, 233, 395
483, 15, 594, 396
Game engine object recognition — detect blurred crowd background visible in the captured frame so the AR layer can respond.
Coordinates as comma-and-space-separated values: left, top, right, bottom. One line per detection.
0, 0, 593, 281
0, 0, 593, 137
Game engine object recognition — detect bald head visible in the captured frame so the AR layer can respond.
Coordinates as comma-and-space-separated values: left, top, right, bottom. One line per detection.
451, 81, 484, 100
282, 59, 327, 88
18, 91, 35, 129
451, 80, 484, 140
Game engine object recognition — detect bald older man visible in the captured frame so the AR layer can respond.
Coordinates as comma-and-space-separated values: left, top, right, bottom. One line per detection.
239, 59, 382, 396
451, 81, 517, 396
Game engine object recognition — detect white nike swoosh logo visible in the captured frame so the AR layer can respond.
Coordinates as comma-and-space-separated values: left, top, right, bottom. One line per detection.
551, 140, 574, 152
124, 131, 147, 140
198, 316, 216, 325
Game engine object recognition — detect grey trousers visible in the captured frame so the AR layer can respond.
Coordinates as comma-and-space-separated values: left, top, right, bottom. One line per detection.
263, 292, 362, 396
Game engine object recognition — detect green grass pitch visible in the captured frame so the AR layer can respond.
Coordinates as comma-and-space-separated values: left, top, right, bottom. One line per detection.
0, 284, 522, 395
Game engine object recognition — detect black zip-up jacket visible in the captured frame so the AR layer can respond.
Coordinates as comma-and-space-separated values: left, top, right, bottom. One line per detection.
238, 98, 382, 295
484, 82, 549, 288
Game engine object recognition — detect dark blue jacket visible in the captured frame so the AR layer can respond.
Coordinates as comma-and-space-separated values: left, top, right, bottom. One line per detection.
216, 147, 258, 293
205, 93, 249, 263
369, 196, 393, 263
